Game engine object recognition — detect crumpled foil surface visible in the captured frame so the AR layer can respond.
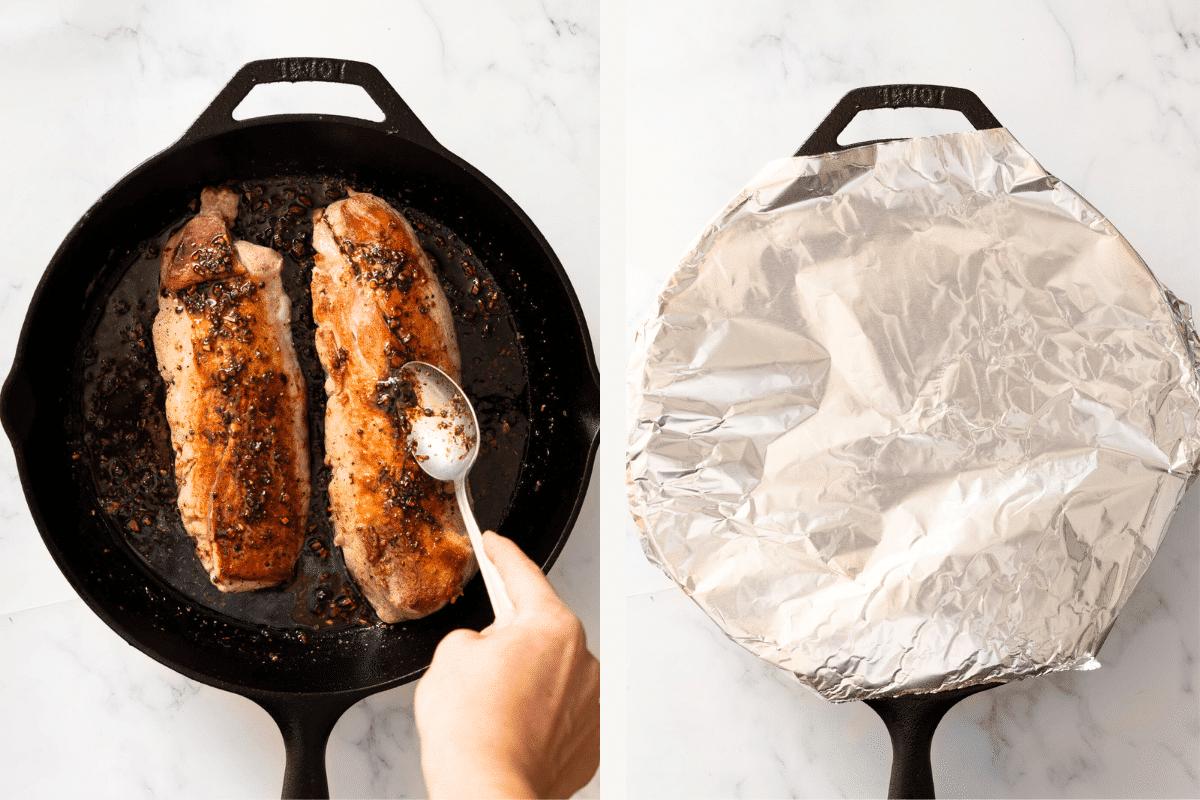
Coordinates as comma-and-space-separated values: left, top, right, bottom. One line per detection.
627, 128, 1200, 702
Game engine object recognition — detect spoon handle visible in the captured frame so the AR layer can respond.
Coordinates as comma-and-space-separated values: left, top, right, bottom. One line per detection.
456, 479, 516, 620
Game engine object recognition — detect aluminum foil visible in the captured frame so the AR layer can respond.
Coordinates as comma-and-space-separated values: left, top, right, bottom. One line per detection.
626, 128, 1200, 703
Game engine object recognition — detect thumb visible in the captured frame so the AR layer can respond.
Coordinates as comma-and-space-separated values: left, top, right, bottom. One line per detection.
482, 531, 563, 617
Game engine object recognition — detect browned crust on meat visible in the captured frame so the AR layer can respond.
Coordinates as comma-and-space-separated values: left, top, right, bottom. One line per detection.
153, 187, 309, 591
311, 192, 476, 622
160, 188, 242, 291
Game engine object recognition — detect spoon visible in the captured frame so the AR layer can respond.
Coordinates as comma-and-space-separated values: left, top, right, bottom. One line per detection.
398, 360, 515, 620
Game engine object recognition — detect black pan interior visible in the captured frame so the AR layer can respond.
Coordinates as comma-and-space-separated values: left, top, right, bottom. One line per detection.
4, 118, 599, 695
79, 176, 528, 633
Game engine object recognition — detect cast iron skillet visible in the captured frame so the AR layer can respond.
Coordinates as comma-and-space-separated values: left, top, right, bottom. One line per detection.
0, 58, 598, 798
798, 85, 1006, 800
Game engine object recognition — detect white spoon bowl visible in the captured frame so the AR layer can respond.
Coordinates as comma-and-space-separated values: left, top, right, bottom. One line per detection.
398, 361, 515, 620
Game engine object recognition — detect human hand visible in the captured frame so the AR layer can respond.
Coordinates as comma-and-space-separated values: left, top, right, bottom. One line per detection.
414, 531, 600, 799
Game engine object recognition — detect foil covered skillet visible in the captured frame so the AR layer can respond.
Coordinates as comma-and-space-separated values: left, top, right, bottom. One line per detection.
627, 85, 1200, 797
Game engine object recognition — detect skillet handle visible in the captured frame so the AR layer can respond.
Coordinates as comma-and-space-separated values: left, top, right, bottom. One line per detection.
795, 84, 1003, 157
0, 362, 34, 450
253, 691, 365, 800
863, 682, 1000, 799
179, 57, 443, 152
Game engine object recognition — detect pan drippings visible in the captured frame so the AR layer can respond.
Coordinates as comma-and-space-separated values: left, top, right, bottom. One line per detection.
75, 176, 530, 632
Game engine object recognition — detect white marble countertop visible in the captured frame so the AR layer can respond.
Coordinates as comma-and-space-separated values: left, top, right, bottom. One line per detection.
5, 2, 1200, 798
626, 2, 1199, 798
0, 2, 599, 798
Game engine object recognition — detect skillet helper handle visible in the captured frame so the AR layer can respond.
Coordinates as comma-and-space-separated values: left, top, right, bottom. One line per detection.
795, 84, 1003, 157
864, 683, 999, 799
0, 364, 34, 450
254, 692, 364, 800
180, 57, 442, 151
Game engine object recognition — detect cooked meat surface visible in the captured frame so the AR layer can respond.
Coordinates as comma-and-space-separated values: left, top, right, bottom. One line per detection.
311, 190, 476, 622
153, 187, 309, 592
